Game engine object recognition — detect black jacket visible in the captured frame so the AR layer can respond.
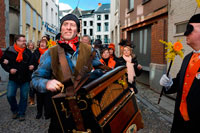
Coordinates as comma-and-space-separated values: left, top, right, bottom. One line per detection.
1, 46, 34, 83
164, 52, 200, 132
32, 48, 41, 70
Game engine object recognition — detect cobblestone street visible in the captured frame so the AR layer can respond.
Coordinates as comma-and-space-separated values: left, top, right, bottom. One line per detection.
0, 81, 173, 133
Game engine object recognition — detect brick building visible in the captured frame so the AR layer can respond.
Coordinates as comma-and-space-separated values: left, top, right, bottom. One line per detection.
0, 0, 9, 49
120, 0, 168, 91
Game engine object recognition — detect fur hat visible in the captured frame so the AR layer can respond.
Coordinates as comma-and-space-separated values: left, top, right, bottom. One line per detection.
60, 14, 80, 32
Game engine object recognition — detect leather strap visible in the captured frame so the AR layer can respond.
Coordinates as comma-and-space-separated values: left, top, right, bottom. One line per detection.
57, 45, 85, 131
58, 45, 73, 84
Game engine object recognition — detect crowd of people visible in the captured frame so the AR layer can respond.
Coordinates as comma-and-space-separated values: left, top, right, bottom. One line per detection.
1, 12, 199, 132
0, 14, 142, 131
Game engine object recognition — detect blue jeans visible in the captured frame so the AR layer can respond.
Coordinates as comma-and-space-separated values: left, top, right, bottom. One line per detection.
7, 80, 30, 116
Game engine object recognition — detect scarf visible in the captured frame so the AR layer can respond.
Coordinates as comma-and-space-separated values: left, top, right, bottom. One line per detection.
123, 55, 135, 84
38, 48, 48, 63
14, 43, 25, 62
102, 58, 109, 65
58, 36, 78, 51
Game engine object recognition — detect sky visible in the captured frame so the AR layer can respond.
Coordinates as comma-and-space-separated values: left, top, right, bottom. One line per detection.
59, 0, 110, 10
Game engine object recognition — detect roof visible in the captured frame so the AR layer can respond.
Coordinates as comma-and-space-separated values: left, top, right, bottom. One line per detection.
71, 7, 82, 18
94, 4, 110, 13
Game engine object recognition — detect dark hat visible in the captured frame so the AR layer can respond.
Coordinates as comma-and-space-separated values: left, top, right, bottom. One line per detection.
188, 13, 200, 23
184, 13, 200, 36
60, 14, 80, 32
93, 39, 102, 45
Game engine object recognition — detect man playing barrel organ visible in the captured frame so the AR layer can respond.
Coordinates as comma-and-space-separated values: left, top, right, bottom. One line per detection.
31, 14, 104, 132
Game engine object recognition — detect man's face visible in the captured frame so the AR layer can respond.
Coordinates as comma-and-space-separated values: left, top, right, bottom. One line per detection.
82, 37, 90, 44
186, 23, 200, 49
16, 37, 26, 48
61, 20, 78, 41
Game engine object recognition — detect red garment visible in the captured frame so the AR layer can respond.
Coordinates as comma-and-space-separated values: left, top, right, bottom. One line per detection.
0, 48, 3, 59
58, 36, 78, 51
99, 58, 116, 69
180, 53, 200, 121
38, 48, 48, 63
108, 43, 115, 51
14, 43, 25, 62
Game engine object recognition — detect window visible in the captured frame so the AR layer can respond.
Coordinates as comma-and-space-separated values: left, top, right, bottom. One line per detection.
26, 4, 31, 25
105, 15, 109, 20
97, 35, 101, 40
46, 2, 48, 22
130, 26, 151, 68
90, 29, 93, 36
115, 0, 119, 11
33, 11, 36, 29
26, 25, 29, 42
55, 13, 58, 26
97, 15, 101, 20
97, 23, 101, 32
32, 29, 35, 42
38, 16, 41, 31
51, 8, 54, 25
90, 21, 93, 26
84, 21, 87, 26
104, 22, 109, 32
128, 0, 134, 10
176, 22, 187, 34
104, 35, 108, 43
84, 29, 87, 35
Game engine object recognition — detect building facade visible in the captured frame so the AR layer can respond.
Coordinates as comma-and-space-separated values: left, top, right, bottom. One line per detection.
94, 4, 111, 45
110, 0, 120, 56
81, 10, 95, 43
21, 0, 42, 44
120, 0, 168, 91
168, 0, 200, 78
42, 0, 59, 40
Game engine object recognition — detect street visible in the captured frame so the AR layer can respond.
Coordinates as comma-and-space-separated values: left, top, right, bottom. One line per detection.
0, 82, 173, 133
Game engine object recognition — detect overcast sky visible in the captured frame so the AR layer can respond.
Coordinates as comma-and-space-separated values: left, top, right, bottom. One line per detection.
59, 0, 110, 10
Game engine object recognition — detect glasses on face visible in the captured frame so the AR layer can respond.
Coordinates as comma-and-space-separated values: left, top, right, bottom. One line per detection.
17, 40, 27, 43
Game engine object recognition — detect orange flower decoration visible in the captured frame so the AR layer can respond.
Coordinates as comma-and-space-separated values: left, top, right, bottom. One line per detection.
173, 42, 183, 52
52, 41, 56, 46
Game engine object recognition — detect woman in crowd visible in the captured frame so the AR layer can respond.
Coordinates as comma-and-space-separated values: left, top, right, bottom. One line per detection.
108, 43, 119, 62
32, 39, 50, 119
27, 41, 35, 53
118, 45, 143, 94
99, 48, 116, 69
27, 41, 35, 105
